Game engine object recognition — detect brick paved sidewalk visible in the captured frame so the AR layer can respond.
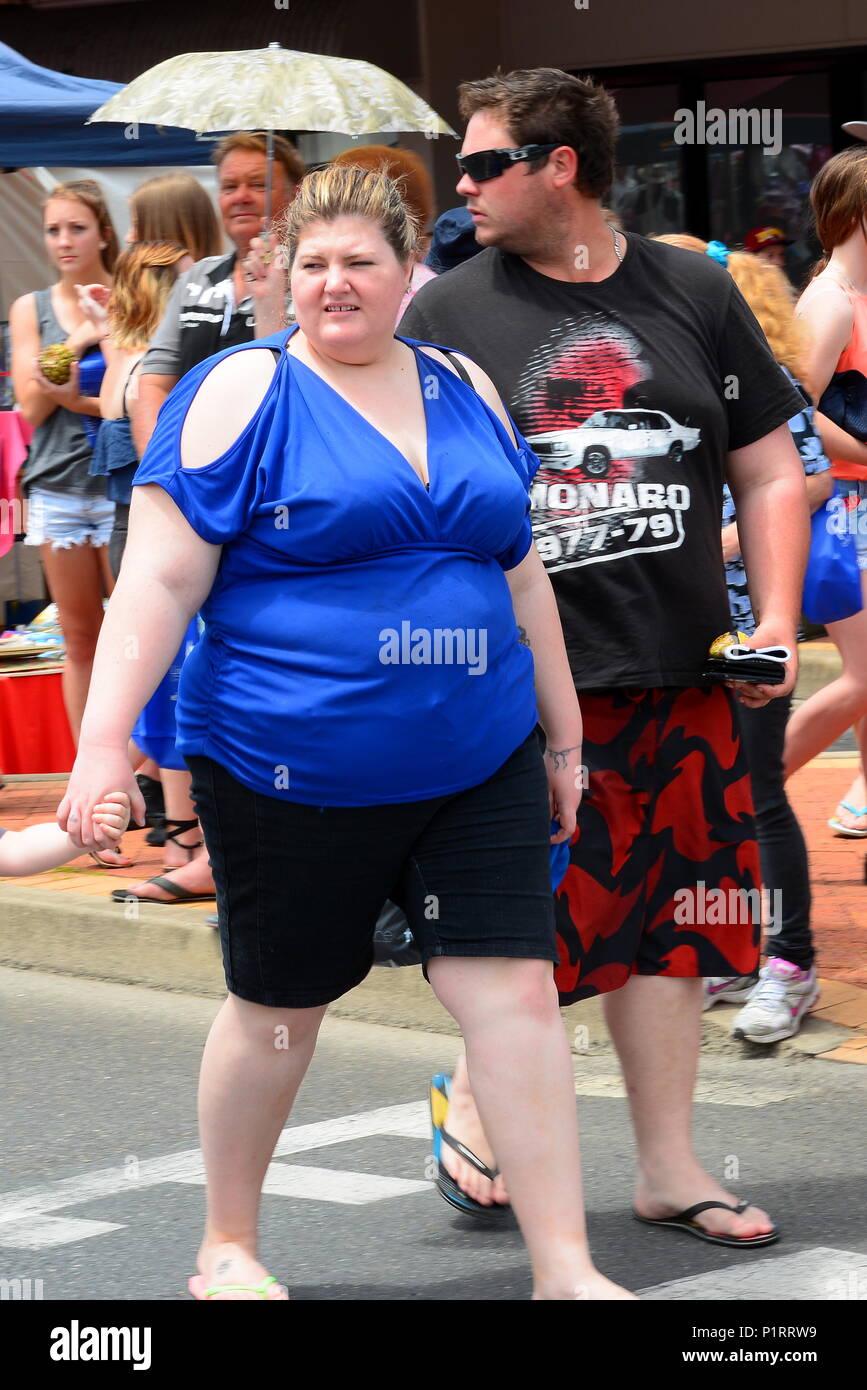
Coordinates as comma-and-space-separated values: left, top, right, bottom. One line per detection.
2, 758, 866, 1058
0, 778, 213, 914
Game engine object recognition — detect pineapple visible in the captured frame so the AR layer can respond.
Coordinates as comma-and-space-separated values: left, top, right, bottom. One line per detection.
39, 344, 75, 385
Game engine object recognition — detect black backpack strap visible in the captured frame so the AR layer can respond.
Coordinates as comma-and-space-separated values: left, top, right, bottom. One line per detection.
439, 348, 474, 389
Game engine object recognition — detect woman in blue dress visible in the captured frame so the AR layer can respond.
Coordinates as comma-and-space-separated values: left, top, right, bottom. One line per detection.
59, 166, 632, 1301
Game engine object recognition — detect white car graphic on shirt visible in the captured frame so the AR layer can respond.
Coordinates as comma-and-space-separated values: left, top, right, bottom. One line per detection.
527, 409, 701, 478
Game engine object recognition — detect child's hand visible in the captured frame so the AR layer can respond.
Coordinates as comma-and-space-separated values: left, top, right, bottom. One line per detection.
92, 791, 131, 840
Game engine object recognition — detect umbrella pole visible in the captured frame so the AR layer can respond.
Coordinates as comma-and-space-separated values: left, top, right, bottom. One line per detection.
265, 127, 274, 235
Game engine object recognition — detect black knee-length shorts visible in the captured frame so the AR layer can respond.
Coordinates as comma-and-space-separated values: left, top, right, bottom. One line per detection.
186, 732, 557, 1009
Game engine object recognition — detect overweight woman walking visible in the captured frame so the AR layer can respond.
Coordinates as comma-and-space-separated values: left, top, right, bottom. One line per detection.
59, 165, 632, 1301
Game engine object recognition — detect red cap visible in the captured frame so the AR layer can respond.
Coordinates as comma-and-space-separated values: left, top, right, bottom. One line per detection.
745, 226, 793, 253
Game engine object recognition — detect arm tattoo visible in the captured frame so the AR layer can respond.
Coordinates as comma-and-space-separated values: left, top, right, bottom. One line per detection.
517, 626, 531, 647
546, 743, 581, 771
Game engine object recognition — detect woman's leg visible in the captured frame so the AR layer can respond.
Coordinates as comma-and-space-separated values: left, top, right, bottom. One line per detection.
428, 956, 633, 1299
784, 576, 867, 777
737, 695, 814, 968
96, 540, 116, 598
831, 748, 867, 832
193, 993, 327, 1300
39, 539, 107, 744
437, 1051, 509, 1206
123, 768, 215, 897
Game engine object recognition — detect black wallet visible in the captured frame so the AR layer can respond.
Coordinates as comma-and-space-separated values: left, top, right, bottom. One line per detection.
702, 632, 790, 687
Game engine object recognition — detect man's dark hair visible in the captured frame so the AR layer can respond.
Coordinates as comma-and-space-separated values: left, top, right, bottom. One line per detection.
458, 68, 619, 200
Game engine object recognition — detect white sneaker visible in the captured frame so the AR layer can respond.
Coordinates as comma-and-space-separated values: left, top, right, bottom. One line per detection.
702, 974, 760, 1011
731, 959, 820, 1043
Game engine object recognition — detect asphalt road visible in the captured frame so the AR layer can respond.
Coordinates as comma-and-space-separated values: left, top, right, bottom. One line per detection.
2, 964, 866, 1306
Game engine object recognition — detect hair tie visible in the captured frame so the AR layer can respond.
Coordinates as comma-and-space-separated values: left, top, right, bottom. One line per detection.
705, 240, 730, 267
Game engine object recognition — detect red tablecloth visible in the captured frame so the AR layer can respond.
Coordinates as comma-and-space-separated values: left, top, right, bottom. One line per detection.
0, 665, 75, 774
0, 411, 33, 559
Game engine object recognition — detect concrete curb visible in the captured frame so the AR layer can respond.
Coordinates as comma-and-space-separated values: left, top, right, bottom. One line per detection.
0, 886, 853, 1061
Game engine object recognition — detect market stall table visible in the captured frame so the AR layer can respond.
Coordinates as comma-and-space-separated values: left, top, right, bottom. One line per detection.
0, 661, 75, 773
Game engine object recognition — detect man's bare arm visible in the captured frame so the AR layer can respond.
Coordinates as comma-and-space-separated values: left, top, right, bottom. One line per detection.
132, 373, 178, 457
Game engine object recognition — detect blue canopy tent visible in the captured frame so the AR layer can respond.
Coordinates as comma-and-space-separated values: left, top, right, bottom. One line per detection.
0, 43, 211, 167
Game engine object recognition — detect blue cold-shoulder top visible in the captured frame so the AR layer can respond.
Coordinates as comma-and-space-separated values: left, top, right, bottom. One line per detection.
131, 326, 540, 805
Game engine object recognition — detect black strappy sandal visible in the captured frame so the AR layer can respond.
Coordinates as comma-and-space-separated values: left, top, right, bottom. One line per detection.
161, 817, 204, 868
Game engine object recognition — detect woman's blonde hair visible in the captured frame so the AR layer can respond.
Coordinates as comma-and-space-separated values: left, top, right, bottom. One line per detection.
654, 232, 708, 254
654, 233, 805, 377
130, 173, 222, 264
279, 164, 419, 267
725, 251, 804, 377
42, 179, 119, 273
108, 241, 188, 350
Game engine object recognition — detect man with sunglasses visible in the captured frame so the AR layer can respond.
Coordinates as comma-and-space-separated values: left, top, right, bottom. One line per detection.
401, 67, 809, 1250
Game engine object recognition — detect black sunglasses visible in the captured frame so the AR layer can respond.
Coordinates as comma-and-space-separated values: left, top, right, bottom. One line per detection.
455, 143, 559, 183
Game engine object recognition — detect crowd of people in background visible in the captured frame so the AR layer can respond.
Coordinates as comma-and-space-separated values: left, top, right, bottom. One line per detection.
4, 67, 867, 1299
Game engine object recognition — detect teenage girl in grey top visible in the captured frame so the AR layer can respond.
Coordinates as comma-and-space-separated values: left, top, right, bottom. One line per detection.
10, 182, 121, 856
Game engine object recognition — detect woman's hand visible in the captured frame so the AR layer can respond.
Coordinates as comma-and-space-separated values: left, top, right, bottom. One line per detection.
244, 231, 289, 335
58, 750, 145, 850
74, 283, 111, 340
544, 740, 583, 844
31, 357, 85, 410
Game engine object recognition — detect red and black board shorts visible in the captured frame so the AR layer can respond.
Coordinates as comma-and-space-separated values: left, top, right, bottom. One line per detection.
554, 685, 761, 1005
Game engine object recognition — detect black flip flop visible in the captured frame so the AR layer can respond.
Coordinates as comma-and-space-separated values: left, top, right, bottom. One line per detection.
110, 875, 216, 906
430, 1073, 511, 1222
632, 1198, 780, 1247
437, 1135, 513, 1223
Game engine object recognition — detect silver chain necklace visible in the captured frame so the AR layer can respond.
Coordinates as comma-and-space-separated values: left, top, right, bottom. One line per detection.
609, 223, 624, 265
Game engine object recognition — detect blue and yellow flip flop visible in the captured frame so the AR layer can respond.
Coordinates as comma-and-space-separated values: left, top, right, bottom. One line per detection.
430, 1072, 512, 1222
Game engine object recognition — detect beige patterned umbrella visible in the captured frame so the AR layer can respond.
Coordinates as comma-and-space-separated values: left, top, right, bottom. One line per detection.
88, 44, 455, 224
88, 44, 455, 139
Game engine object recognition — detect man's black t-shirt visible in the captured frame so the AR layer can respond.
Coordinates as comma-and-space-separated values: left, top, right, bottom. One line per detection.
400, 235, 801, 689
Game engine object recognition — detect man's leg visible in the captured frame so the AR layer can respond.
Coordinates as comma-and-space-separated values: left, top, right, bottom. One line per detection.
604, 975, 774, 1238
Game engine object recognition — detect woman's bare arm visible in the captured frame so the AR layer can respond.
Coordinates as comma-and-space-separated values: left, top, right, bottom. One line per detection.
506, 545, 583, 842
10, 294, 56, 429
59, 349, 279, 845
798, 283, 867, 468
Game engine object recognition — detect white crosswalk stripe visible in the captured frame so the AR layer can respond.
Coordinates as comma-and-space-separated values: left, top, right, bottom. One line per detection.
639, 1247, 867, 1300
177, 1164, 429, 1205
0, 1216, 124, 1250
0, 1101, 430, 1249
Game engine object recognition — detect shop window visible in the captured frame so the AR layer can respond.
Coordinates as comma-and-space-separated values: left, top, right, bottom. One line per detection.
705, 73, 831, 284
609, 85, 684, 236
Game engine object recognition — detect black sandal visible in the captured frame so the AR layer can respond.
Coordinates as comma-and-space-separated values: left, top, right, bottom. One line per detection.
162, 817, 204, 867
130, 773, 168, 845
632, 1199, 780, 1247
